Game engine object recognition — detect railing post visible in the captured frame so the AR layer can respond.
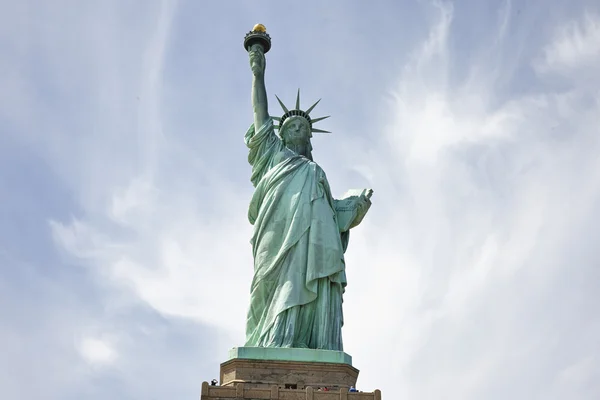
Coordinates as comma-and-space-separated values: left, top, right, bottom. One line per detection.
306, 385, 314, 400
270, 384, 279, 399
339, 387, 348, 400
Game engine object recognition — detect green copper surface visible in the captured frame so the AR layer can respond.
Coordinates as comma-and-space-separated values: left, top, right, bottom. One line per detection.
243, 28, 373, 352
228, 347, 353, 365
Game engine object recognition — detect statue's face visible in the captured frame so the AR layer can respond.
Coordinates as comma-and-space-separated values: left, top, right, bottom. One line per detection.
281, 116, 311, 145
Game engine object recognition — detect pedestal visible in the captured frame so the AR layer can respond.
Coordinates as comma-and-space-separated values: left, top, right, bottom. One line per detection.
221, 348, 358, 390
200, 347, 382, 399
229, 346, 353, 365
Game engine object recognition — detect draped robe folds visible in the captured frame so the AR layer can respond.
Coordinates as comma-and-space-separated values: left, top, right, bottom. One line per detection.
244, 118, 348, 351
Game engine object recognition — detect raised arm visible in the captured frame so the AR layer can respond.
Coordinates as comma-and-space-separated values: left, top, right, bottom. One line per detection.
249, 44, 269, 130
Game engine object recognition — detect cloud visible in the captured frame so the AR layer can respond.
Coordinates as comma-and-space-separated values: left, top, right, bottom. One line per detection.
48, 3, 600, 398
535, 11, 600, 73
79, 337, 118, 366
337, 3, 600, 398
2, 0, 600, 399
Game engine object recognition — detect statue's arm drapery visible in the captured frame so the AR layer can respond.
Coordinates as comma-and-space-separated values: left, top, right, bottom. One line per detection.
245, 118, 284, 188
246, 42, 285, 189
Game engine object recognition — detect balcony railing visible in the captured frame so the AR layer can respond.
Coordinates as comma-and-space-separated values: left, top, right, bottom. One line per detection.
201, 381, 382, 400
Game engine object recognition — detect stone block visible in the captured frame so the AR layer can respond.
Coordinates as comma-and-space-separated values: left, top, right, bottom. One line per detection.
220, 357, 359, 390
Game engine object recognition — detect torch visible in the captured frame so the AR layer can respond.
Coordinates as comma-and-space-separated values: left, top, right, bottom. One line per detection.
244, 23, 272, 56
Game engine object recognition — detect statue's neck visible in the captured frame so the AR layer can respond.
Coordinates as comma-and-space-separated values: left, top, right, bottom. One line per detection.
286, 143, 313, 161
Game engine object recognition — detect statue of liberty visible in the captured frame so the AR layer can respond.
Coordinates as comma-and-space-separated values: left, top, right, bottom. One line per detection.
243, 25, 373, 351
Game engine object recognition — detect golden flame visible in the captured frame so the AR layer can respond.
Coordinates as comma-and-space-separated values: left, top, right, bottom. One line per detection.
252, 24, 267, 33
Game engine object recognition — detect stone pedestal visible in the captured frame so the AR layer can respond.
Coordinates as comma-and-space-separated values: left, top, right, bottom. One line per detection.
220, 347, 357, 390
221, 358, 359, 390
201, 382, 382, 400
200, 347, 382, 399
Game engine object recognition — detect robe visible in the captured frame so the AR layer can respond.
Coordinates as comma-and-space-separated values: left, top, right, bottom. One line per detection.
244, 118, 347, 351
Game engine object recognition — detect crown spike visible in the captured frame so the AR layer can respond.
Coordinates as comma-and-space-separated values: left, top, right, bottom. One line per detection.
275, 95, 289, 113
276, 91, 330, 135
310, 115, 330, 124
305, 99, 321, 115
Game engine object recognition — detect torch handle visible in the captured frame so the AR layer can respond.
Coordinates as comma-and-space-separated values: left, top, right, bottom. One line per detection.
249, 43, 266, 77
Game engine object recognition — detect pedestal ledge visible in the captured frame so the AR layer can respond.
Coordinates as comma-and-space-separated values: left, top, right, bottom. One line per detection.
221, 347, 359, 390
228, 346, 353, 365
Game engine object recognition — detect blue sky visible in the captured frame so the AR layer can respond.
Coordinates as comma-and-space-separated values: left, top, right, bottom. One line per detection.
1, 1, 600, 399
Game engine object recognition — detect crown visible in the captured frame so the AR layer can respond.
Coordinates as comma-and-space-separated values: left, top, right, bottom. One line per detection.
273, 89, 331, 135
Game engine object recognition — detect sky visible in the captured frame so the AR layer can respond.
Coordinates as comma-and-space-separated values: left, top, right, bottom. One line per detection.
1, 0, 600, 399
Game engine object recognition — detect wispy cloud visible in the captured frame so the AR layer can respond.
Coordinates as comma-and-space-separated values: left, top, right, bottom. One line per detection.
46, 0, 253, 343
339, 3, 600, 398
78, 337, 118, 366
2, 1, 599, 399
536, 11, 600, 73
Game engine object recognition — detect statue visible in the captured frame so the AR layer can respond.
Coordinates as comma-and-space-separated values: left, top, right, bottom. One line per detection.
243, 25, 373, 351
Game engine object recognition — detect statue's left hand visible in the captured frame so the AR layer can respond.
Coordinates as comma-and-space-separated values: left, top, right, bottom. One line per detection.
357, 194, 371, 214
349, 194, 372, 229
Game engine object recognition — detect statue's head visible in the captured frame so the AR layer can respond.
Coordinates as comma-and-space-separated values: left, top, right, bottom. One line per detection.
280, 116, 311, 146
280, 116, 313, 159
274, 90, 331, 160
